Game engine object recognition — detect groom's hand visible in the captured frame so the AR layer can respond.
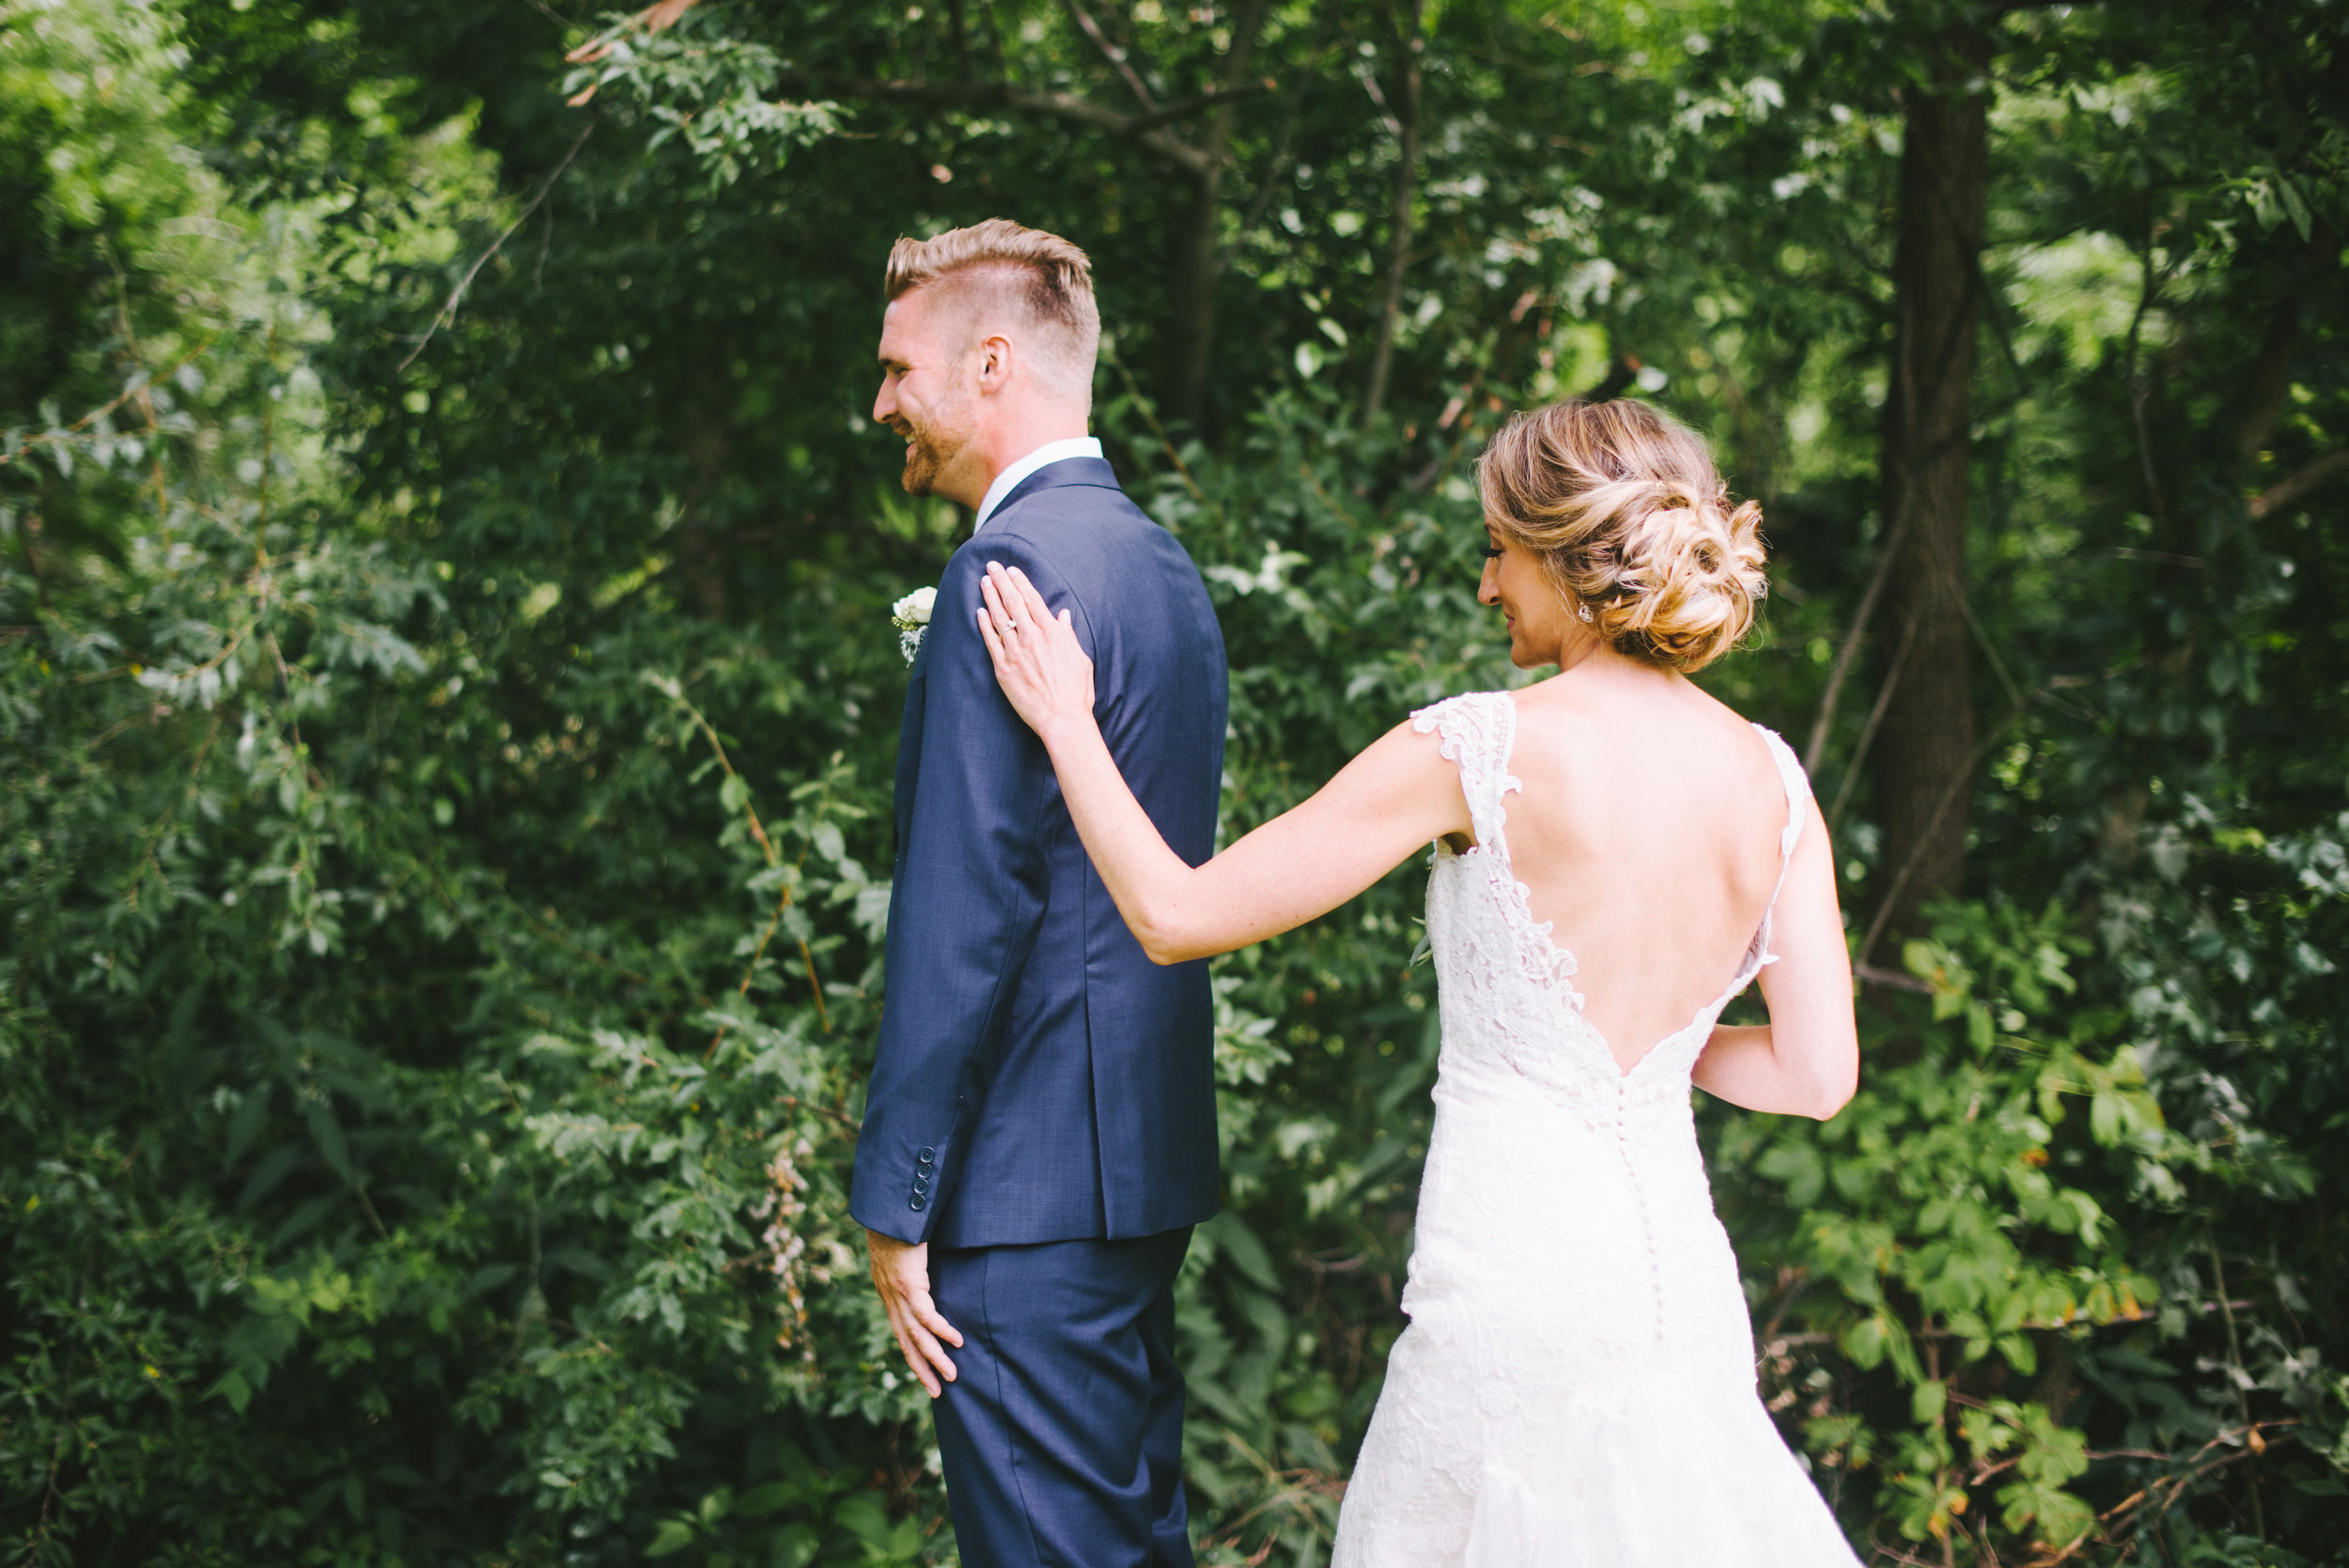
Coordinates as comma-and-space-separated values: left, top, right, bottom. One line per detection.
865, 1229, 964, 1397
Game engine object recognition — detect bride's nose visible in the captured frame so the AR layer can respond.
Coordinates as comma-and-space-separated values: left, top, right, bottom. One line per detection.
1477, 559, 1502, 607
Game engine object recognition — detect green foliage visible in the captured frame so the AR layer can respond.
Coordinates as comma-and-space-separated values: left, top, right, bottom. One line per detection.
5, 0, 2348, 1564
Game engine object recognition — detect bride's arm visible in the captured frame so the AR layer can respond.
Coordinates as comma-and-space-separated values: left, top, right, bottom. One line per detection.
1690, 797, 1859, 1120
977, 563, 1471, 964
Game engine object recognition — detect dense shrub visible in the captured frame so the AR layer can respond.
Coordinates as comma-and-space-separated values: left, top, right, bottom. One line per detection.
6, 1, 2346, 1564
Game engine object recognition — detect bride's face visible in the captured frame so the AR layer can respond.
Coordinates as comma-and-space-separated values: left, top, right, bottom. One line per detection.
1478, 528, 1581, 669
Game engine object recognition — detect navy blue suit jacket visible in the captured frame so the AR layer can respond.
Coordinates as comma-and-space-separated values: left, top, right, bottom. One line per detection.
851, 458, 1228, 1249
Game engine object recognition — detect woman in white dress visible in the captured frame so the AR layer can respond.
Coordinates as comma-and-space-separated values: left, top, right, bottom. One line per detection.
972, 396, 1863, 1567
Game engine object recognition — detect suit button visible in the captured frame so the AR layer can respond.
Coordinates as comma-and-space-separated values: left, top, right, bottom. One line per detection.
918, 1147, 935, 1165
910, 1195, 926, 1211
913, 1176, 930, 1194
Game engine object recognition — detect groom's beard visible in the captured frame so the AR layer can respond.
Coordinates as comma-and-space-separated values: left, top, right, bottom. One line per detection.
895, 403, 974, 498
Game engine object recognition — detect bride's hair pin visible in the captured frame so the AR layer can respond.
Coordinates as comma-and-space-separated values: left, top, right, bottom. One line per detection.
1473, 398, 1768, 675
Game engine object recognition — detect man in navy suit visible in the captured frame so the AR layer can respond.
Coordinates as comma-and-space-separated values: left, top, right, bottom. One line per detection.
852, 219, 1227, 1567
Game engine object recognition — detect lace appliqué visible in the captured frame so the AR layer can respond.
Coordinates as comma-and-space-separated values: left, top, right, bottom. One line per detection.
1411, 695, 1583, 1006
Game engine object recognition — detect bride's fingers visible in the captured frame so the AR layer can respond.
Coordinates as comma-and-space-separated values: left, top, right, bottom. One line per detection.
1015, 574, 1056, 642
975, 593, 1039, 696
1003, 567, 1052, 631
979, 567, 1010, 629
982, 565, 1037, 654
998, 569, 1064, 660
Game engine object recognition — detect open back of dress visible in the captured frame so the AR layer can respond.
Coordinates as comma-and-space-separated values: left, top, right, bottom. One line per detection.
1330, 691, 1861, 1568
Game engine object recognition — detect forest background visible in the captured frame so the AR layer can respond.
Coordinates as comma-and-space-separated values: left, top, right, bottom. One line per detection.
4, 0, 2346, 1563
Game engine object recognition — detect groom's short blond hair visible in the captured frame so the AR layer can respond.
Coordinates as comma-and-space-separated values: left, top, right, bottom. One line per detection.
885, 219, 1100, 402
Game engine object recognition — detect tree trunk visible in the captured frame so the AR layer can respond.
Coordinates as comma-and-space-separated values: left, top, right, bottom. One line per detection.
1163, 174, 1223, 433
1162, 0, 1268, 432
1868, 20, 1988, 941
1361, 0, 1423, 428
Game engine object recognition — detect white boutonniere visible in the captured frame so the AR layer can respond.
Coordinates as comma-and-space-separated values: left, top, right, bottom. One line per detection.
890, 586, 937, 664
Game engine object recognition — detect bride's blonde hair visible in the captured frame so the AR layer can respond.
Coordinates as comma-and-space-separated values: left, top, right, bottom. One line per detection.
1477, 398, 1767, 674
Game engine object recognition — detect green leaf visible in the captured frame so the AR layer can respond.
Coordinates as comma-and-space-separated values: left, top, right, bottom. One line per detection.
1755, 1141, 1825, 1207
1200, 1211, 1280, 1291
305, 1104, 356, 1188
207, 1368, 254, 1414
646, 1518, 697, 1557
834, 1491, 891, 1547
1841, 1313, 1890, 1370
225, 1083, 271, 1169
769, 1523, 820, 1568
2273, 172, 2313, 240
733, 1481, 800, 1516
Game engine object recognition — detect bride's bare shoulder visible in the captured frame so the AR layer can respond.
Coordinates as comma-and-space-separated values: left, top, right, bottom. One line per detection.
1503, 666, 1772, 782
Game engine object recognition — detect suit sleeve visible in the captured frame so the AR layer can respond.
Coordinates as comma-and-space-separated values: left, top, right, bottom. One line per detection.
850, 536, 1094, 1243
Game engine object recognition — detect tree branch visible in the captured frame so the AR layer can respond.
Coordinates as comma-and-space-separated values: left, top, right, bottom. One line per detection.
1827, 609, 1920, 833
1060, 0, 1156, 110
1856, 685, 2035, 970
771, 72, 1266, 176
1801, 515, 1909, 775
1128, 79, 1272, 133
1577, 354, 1641, 405
0, 332, 221, 469
2235, 299, 2298, 458
1229, 28, 1335, 250
399, 115, 598, 371
2248, 446, 2349, 520
1361, 0, 1424, 427
2122, 214, 2169, 529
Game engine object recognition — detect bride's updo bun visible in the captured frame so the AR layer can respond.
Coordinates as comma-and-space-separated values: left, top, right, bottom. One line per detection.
1477, 398, 1767, 674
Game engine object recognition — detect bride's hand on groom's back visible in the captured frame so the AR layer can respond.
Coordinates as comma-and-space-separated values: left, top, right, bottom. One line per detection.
978, 562, 1094, 741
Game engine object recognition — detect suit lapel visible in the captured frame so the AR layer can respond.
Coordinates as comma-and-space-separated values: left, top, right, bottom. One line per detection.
894, 635, 929, 858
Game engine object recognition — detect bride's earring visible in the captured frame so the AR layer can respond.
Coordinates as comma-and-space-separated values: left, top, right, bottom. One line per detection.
1577, 602, 1594, 624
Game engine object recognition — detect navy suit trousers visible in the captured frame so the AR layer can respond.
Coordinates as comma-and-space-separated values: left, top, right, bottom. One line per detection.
929, 1229, 1195, 1568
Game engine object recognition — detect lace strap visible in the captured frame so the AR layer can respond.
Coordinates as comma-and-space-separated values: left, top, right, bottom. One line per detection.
1751, 725, 1811, 866
1411, 691, 1521, 851
1735, 725, 1812, 978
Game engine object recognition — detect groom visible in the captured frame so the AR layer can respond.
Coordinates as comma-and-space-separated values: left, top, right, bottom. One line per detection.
851, 219, 1228, 1567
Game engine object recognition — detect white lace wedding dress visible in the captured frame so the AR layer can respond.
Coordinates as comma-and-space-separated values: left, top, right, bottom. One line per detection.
1331, 691, 1861, 1568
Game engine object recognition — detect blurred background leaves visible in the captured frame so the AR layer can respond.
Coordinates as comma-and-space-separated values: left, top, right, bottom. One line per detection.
3, 0, 2346, 1563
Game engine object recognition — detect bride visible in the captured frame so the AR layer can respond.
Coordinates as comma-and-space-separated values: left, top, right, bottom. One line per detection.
973, 396, 1861, 1567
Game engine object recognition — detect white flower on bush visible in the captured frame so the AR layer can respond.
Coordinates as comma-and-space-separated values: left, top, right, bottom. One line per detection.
890, 585, 936, 663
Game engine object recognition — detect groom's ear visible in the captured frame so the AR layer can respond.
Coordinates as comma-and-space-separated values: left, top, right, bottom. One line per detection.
974, 332, 1016, 395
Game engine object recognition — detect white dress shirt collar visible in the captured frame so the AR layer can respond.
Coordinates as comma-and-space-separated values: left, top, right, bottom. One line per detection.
972, 436, 1104, 532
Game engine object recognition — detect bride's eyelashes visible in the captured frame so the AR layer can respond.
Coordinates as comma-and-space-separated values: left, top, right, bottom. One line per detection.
1480, 544, 1505, 560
